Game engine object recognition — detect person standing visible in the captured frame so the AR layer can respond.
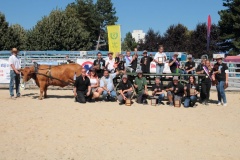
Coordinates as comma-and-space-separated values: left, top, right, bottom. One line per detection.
93, 52, 105, 78
140, 50, 153, 73
196, 59, 206, 102
134, 70, 148, 104
213, 55, 229, 106
130, 53, 138, 72
124, 51, 133, 72
168, 53, 180, 73
152, 77, 165, 105
154, 45, 167, 74
105, 52, 115, 73
184, 76, 199, 107
165, 76, 184, 106
115, 53, 125, 73
9, 48, 21, 99
74, 68, 93, 103
196, 59, 212, 105
183, 55, 196, 74
117, 75, 133, 105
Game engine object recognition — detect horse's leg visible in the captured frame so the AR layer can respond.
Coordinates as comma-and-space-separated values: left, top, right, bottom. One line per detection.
44, 85, 48, 98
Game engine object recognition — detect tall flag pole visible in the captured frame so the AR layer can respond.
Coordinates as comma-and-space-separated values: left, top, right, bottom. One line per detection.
207, 15, 211, 51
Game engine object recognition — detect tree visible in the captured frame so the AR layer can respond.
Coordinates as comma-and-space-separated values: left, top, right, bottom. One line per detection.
163, 24, 189, 52
0, 12, 9, 50
139, 28, 161, 52
121, 32, 137, 51
26, 9, 91, 50
189, 23, 221, 58
218, 0, 240, 54
96, 0, 118, 50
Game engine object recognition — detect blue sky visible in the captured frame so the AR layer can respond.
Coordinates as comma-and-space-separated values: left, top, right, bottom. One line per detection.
0, 0, 225, 37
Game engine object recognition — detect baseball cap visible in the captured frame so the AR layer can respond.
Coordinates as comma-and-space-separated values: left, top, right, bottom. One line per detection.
173, 76, 179, 81
122, 74, 128, 79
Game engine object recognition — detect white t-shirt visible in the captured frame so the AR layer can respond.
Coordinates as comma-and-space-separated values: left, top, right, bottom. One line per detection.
125, 55, 132, 66
9, 54, 21, 70
154, 52, 167, 63
106, 58, 115, 71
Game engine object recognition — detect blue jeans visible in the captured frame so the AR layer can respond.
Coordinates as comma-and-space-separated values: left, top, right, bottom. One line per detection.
184, 96, 197, 107
216, 81, 227, 104
9, 70, 20, 97
156, 93, 165, 103
156, 64, 164, 74
102, 90, 117, 99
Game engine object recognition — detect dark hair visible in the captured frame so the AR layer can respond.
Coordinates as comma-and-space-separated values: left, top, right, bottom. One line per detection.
188, 75, 196, 85
97, 52, 102, 56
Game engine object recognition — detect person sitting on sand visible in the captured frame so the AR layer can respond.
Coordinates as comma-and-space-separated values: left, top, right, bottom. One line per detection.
117, 74, 133, 105
151, 77, 165, 105
134, 69, 148, 105
74, 68, 94, 103
100, 70, 119, 102
88, 68, 103, 101
183, 75, 199, 107
165, 76, 184, 106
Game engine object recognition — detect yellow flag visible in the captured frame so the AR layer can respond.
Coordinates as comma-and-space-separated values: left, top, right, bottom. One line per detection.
107, 25, 121, 57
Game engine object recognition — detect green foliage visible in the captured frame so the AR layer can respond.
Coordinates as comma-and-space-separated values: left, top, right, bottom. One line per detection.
26, 9, 91, 50
140, 28, 161, 52
0, 12, 9, 50
121, 32, 137, 51
163, 24, 189, 52
218, 0, 240, 54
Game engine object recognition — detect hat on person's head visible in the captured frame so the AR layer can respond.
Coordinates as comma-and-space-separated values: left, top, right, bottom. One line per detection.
187, 54, 192, 59
108, 52, 113, 55
122, 74, 128, 79
136, 69, 143, 74
11, 48, 18, 53
173, 76, 179, 81
215, 55, 223, 60
143, 50, 147, 54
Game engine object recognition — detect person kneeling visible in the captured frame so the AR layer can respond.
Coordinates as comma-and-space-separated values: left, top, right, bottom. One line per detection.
152, 77, 165, 105
74, 68, 93, 103
184, 75, 199, 107
165, 76, 184, 107
117, 75, 133, 105
134, 70, 148, 105
100, 70, 118, 102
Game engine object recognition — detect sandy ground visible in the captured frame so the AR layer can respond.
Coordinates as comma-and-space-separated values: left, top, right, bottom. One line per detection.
0, 89, 240, 160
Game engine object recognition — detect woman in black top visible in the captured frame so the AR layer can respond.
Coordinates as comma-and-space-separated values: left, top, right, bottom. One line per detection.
130, 53, 138, 72
196, 60, 212, 105
184, 76, 199, 107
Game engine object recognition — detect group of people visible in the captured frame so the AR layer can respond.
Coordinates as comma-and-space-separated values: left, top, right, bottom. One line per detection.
8, 47, 229, 107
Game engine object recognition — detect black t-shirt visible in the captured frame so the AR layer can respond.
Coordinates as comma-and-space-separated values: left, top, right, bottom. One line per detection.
131, 58, 138, 70
213, 63, 228, 81
169, 59, 178, 73
152, 84, 164, 94
196, 64, 211, 83
119, 80, 132, 91
184, 61, 195, 72
74, 75, 90, 91
185, 83, 199, 97
140, 56, 153, 73
115, 57, 125, 70
167, 81, 184, 97
93, 59, 105, 71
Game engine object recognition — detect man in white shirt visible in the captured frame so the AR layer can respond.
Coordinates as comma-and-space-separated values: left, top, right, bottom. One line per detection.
124, 51, 133, 72
154, 45, 167, 74
105, 52, 115, 73
9, 48, 21, 99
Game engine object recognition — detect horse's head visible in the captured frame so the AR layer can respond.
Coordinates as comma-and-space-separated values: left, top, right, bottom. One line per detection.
20, 66, 35, 82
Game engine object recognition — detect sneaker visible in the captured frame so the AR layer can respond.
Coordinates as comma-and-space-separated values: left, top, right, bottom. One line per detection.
169, 102, 173, 106
119, 102, 124, 105
10, 96, 16, 100
88, 99, 95, 103
223, 103, 227, 107
15, 94, 21, 98
204, 101, 209, 106
143, 100, 148, 105
217, 102, 222, 106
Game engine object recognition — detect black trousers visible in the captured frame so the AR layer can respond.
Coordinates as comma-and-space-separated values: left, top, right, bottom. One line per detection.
201, 82, 211, 102
76, 90, 93, 103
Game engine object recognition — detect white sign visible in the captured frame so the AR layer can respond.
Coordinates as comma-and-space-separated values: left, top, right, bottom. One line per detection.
0, 59, 10, 83
77, 59, 94, 74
